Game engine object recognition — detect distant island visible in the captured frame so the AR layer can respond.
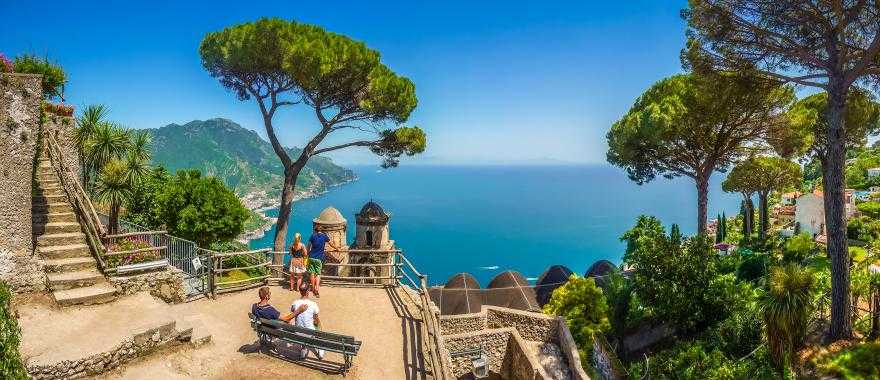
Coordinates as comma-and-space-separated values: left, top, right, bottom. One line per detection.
147, 118, 357, 241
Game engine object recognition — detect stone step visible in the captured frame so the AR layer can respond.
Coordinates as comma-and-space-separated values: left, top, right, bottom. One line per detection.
47, 270, 104, 290
38, 243, 90, 260
43, 257, 98, 273
38, 160, 52, 168
33, 211, 77, 223
32, 202, 73, 214
176, 316, 213, 347
37, 232, 86, 247
33, 221, 80, 235
35, 187, 65, 196
53, 283, 117, 307
33, 195, 70, 206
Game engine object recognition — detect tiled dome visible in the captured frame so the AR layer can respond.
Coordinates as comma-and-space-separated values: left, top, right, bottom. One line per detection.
356, 201, 389, 224
313, 206, 347, 225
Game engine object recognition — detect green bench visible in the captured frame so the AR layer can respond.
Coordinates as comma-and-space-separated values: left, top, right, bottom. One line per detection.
248, 313, 362, 371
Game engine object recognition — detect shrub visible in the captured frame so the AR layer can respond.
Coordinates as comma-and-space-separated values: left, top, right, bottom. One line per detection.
544, 275, 610, 362
783, 233, 818, 263
12, 54, 65, 100
41, 102, 74, 117
736, 253, 769, 282
0, 282, 28, 379
104, 237, 160, 268
818, 342, 880, 379
627, 341, 777, 379
858, 201, 880, 219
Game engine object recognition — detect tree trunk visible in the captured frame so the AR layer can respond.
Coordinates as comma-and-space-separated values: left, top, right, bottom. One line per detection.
759, 191, 769, 240
272, 164, 304, 266
824, 87, 853, 340
109, 202, 119, 235
871, 287, 879, 340
696, 176, 709, 235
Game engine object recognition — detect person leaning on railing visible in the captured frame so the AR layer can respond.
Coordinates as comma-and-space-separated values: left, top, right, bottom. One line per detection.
306, 226, 340, 298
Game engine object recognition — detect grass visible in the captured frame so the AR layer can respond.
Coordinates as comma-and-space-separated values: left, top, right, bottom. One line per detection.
817, 342, 880, 379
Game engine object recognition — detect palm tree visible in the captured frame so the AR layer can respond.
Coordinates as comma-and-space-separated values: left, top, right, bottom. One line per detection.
75, 105, 109, 187
763, 263, 816, 369
128, 130, 152, 163
84, 121, 130, 192
95, 159, 132, 234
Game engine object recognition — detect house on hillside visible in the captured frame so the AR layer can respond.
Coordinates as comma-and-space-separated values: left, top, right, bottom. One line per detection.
794, 191, 825, 236
869, 167, 880, 178
781, 192, 801, 206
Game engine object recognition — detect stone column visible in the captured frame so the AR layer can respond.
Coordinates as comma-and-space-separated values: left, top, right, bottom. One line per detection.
0, 73, 46, 292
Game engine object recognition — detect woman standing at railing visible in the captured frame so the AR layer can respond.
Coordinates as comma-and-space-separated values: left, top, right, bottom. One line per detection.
289, 233, 309, 292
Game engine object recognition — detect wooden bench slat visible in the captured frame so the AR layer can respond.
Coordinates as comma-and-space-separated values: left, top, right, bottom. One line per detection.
248, 314, 361, 355
257, 326, 360, 355
259, 317, 359, 344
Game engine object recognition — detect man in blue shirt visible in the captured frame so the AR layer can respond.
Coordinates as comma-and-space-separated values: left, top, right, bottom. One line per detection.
251, 287, 294, 322
307, 226, 339, 298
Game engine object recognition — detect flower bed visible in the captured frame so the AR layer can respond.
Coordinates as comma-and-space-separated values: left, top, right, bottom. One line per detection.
0, 53, 13, 73
41, 102, 74, 117
104, 237, 163, 268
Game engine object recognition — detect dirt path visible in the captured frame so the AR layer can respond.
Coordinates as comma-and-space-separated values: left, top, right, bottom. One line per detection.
84, 285, 430, 379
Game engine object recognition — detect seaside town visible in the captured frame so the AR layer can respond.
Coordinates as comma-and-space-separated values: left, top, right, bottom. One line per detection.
6, 2, 880, 380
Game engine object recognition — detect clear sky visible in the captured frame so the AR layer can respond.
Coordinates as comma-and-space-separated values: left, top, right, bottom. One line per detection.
1, 0, 689, 165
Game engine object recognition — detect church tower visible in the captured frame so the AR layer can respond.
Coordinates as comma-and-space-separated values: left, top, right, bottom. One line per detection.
350, 201, 395, 283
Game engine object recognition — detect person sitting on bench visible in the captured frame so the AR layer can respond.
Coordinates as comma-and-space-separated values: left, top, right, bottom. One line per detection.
291, 282, 323, 360
252, 287, 294, 322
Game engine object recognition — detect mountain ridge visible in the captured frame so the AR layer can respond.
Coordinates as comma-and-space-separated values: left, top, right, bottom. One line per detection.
146, 118, 357, 202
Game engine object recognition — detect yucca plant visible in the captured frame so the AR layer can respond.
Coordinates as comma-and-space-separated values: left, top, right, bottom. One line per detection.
84, 121, 130, 193
763, 263, 815, 369
95, 159, 132, 234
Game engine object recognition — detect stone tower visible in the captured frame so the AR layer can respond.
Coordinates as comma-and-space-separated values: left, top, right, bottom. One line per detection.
312, 207, 349, 276
354, 201, 393, 250
350, 201, 395, 283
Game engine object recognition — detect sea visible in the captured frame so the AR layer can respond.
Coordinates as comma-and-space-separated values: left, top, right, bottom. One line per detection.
249, 165, 742, 286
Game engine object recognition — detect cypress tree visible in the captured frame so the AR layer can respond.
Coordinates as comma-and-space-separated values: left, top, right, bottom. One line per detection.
721, 212, 727, 242
670, 223, 682, 246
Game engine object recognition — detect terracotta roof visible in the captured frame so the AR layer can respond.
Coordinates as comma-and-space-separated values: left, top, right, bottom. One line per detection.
782, 192, 801, 198
775, 205, 796, 216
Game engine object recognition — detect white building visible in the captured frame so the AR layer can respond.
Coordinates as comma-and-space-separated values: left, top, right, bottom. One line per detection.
794, 192, 825, 236
868, 167, 880, 178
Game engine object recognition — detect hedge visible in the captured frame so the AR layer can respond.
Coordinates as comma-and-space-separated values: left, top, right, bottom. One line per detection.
0, 281, 28, 379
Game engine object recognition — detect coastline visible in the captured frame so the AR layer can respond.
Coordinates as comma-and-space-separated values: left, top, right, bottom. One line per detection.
236, 175, 359, 244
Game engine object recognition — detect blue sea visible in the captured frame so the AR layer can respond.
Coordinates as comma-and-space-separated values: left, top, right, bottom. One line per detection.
249, 165, 741, 286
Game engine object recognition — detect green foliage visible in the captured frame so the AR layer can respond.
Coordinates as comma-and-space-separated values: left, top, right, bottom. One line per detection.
124, 166, 170, 228
736, 253, 770, 283
848, 216, 880, 242
12, 54, 66, 100
622, 217, 735, 333
817, 342, 880, 379
763, 264, 816, 368
782, 233, 818, 263
199, 18, 424, 167
0, 282, 28, 379
858, 201, 880, 219
770, 89, 880, 161
155, 170, 249, 247
543, 275, 610, 360
627, 341, 777, 380
104, 238, 159, 268
607, 72, 793, 185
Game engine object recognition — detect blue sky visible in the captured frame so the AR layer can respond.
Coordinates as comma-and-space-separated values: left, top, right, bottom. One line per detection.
1, 0, 689, 165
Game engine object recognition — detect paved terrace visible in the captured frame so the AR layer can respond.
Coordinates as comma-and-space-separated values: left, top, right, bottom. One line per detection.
15, 285, 431, 379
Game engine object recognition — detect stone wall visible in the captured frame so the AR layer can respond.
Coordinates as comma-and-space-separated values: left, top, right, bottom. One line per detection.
440, 313, 486, 335
486, 306, 558, 343
444, 328, 512, 378
26, 320, 184, 379
504, 332, 545, 380
559, 319, 589, 380
42, 114, 79, 176
110, 268, 187, 304
0, 73, 44, 293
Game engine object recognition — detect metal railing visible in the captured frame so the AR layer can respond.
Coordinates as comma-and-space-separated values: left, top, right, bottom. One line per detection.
206, 248, 272, 295
43, 132, 108, 271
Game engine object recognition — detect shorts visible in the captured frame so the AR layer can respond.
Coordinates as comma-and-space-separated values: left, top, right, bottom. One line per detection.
307, 258, 323, 274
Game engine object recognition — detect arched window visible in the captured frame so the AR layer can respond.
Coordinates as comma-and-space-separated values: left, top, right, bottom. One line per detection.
365, 230, 374, 247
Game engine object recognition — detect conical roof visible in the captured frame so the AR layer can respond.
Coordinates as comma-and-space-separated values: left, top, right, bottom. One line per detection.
313, 206, 346, 225
429, 273, 483, 315
483, 271, 539, 311
356, 200, 389, 224
534, 265, 573, 306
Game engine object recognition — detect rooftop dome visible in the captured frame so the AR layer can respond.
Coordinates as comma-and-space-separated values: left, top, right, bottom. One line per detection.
535, 265, 574, 306
484, 271, 540, 311
585, 260, 617, 278
487, 271, 530, 289
313, 206, 347, 225
444, 272, 480, 289
356, 201, 389, 224
429, 273, 483, 315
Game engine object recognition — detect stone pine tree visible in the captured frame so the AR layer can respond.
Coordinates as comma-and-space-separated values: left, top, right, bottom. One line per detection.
200, 18, 427, 262
607, 71, 792, 233
685, 0, 880, 339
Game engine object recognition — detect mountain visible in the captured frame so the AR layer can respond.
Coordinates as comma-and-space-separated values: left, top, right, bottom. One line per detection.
146, 118, 356, 200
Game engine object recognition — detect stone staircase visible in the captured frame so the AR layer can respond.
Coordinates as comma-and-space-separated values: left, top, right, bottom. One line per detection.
33, 154, 117, 306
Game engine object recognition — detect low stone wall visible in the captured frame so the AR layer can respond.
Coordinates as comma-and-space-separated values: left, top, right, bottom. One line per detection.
444, 328, 512, 378
505, 332, 546, 379
42, 114, 80, 177
486, 306, 558, 343
559, 319, 589, 380
440, 313, 486, 335
110, 268, 187, 304
27, 320, 183, 380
